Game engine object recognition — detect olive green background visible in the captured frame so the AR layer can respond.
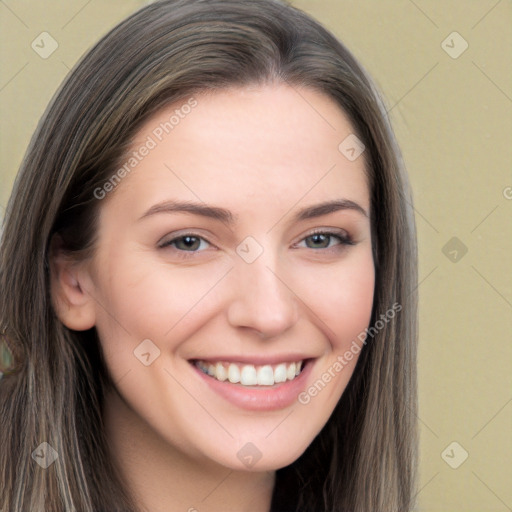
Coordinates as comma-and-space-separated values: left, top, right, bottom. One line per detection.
1, 1, 511, 510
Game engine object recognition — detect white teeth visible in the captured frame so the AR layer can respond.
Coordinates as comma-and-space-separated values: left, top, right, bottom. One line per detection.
195, 359, 305, 386
274, 363, 287, 383
240, 365, 257, 385
228, 363, 240, 383
286, 362, 296, 381
216, 362, 227, 381
257, 365, 274, 386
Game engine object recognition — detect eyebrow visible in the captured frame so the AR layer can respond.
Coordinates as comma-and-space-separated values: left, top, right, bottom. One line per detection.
293, 199, 368, 221
139, 200, 236, 223
138, 198, 368, 224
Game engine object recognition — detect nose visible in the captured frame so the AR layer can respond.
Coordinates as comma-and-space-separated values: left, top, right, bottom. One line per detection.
226, 253, 299, 339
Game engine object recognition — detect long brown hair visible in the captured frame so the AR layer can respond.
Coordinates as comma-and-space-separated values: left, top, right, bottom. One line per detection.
0, 1, 418, 510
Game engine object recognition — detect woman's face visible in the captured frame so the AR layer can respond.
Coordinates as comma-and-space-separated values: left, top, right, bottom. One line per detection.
73, 84, 374, 471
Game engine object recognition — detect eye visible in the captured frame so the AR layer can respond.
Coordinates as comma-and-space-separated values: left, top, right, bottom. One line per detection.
159, 233, 211, 253
296, 230, 354, 250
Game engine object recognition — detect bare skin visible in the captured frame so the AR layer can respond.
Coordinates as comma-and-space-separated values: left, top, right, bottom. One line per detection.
51, 83, 374, 511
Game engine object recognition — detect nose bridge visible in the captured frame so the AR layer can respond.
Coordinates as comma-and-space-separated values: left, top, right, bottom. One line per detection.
226, 243, 299, 337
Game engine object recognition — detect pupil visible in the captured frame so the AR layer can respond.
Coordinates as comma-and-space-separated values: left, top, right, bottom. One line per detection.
181, 236, 199, 250
310, 234, 328, 248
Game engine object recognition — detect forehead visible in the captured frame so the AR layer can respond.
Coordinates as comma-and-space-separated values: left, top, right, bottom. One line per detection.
102, 84, 370, 223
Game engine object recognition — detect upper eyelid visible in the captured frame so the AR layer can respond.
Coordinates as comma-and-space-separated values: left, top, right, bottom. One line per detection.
293, 230, 354, 248
158, 230, 215, 248
159, 228, 352, 250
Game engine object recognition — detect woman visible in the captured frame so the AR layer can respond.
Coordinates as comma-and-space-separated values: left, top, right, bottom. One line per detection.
0, 0, 418, 510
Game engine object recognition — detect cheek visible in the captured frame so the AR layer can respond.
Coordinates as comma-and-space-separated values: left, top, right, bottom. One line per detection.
91, 253, 231, 359
293, 254, 374, 418
330, 269, 375, 348
298, 251, 375, 349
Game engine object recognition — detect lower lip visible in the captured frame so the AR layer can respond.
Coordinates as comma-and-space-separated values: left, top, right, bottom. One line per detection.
190, 360, 314, 411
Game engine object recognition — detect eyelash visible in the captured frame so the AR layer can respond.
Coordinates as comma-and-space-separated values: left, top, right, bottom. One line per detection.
158, 229, 354, 259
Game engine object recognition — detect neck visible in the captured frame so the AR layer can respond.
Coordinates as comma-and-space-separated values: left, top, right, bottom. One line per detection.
102, 387, 276, 512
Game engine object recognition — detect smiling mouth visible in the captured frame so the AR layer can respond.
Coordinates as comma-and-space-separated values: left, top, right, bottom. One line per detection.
192, 359, 306, 387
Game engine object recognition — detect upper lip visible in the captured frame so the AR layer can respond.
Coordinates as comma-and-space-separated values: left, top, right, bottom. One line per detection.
189, 354, 315, 365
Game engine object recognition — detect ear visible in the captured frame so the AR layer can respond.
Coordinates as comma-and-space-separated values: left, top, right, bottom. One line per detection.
49, 234, 96, 331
